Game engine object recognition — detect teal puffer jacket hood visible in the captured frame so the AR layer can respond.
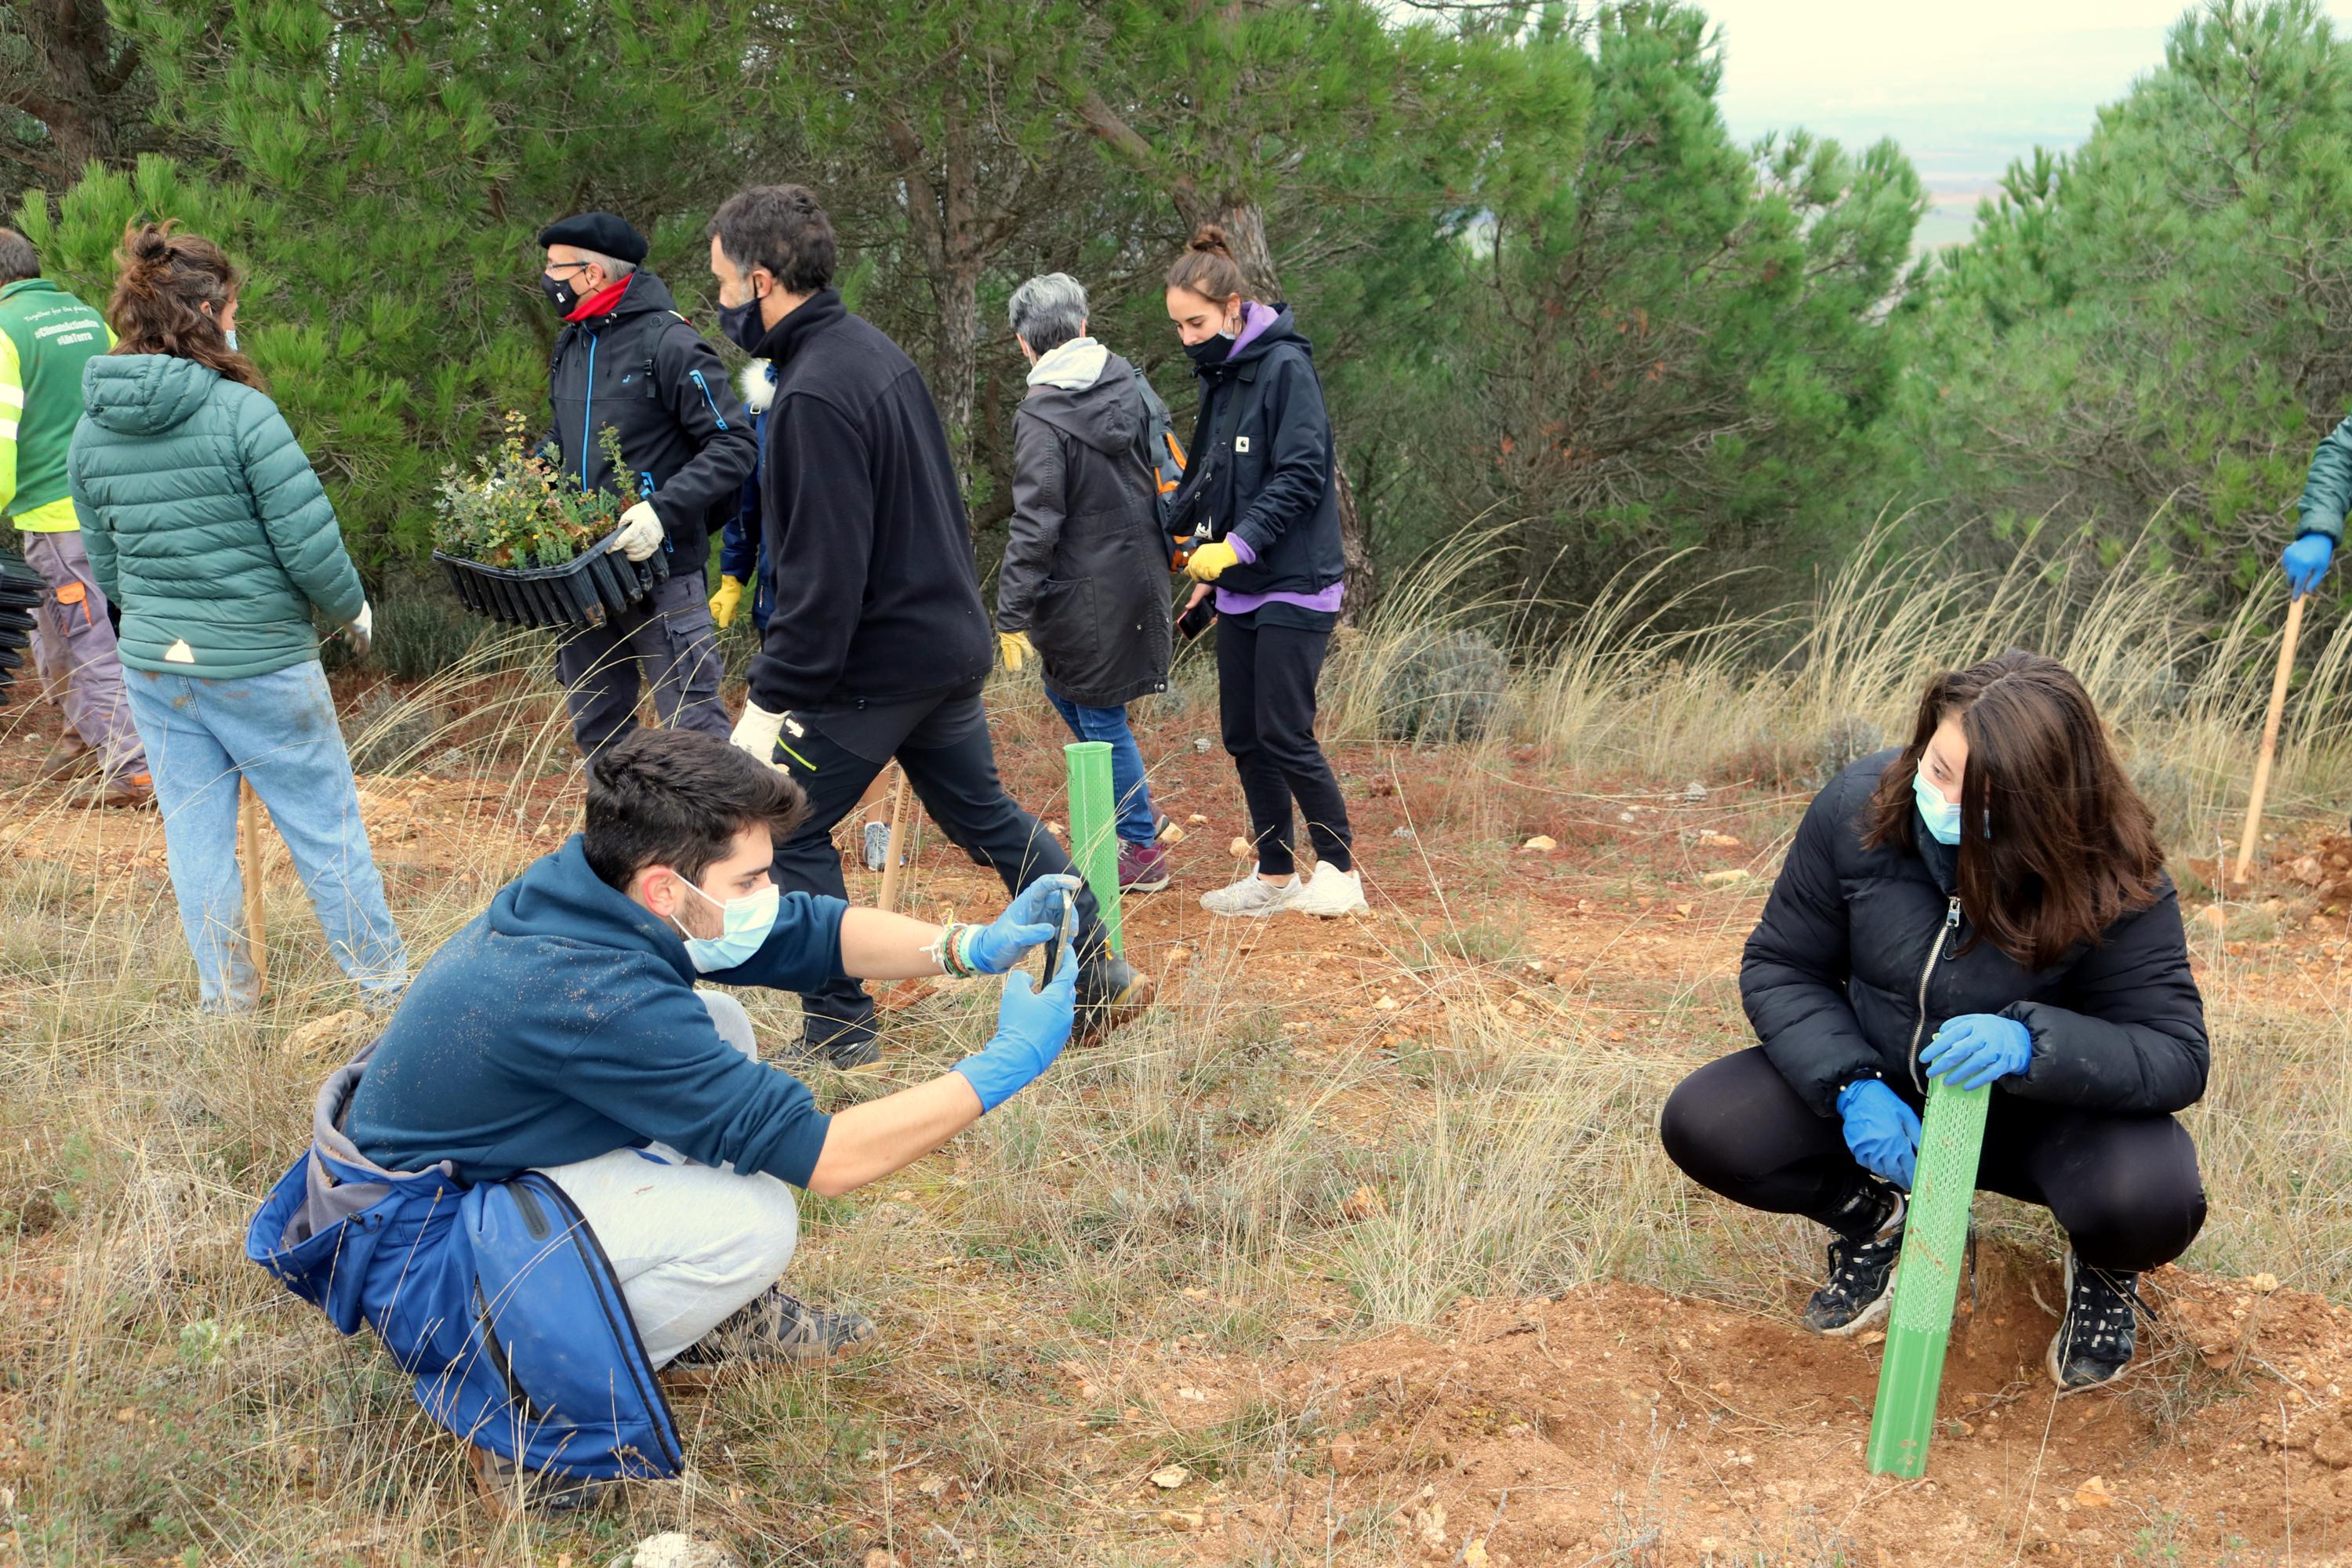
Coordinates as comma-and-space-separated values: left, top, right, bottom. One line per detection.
68, 354, 365, 679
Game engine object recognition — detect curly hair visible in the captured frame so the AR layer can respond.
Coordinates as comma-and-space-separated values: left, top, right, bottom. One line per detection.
104, 221, 265, 392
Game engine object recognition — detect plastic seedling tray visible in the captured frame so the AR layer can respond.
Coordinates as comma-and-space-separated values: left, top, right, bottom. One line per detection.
433, 524, 672, 632
0, 554, 40, 705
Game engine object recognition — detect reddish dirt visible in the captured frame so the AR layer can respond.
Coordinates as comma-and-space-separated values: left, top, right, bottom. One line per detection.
1087, 1253, 2350, 1566
9, 670, 2352, 1563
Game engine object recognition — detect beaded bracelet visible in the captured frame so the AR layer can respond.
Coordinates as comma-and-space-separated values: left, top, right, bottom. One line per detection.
927, 922, 982, 978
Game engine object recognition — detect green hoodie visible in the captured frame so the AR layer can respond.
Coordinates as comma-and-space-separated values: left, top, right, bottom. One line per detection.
67, 354, 364, 679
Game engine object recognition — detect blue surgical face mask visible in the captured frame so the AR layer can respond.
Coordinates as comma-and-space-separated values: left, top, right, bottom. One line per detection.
1913, 767, 1963, 847
224, 328, 238, 353
668, 873, 780, 971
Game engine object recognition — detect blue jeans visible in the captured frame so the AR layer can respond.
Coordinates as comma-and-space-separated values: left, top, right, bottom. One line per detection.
1043, 690, 1156, 844
124, 661, 408, 1011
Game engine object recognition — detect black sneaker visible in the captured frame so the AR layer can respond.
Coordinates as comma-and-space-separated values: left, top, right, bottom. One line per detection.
1075, 954, 1153, 1044
2047, 1251, 2143, 1392
671, 1285, 878, 1378
797, 1011, 880, 1071
1804, 1188, 1906, 1337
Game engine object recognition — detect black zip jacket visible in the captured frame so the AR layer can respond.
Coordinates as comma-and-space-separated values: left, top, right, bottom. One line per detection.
745, 291, 992, 713
1172, 305, 1345, 598
1740, 750, 2209, 1119
996, 352, 1172, 708
543, 270, 755, 572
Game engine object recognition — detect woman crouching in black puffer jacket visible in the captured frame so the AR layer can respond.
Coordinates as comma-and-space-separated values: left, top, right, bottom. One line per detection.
1660, 650, 2207, 1392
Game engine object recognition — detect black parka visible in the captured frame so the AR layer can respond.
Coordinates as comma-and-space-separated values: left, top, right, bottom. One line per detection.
996, 351, 1172, 708
1174, 305, 1345, 599
1740, 751, 2209, 1120
543, 271, 755, 572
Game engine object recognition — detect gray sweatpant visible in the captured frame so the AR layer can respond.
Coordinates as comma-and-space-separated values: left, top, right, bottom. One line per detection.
24, 528, 147, 776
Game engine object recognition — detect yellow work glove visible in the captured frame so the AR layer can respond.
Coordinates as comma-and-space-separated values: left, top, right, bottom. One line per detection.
1185, 539, 1241, 583
710, 575, 745, 628
999, 630, 1035, 672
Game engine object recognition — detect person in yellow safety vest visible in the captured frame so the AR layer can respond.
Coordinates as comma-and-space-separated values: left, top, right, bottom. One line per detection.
0, 228, 150, 805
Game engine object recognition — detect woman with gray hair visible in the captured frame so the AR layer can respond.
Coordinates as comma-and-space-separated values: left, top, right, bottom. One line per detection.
995, 272, 1176, 892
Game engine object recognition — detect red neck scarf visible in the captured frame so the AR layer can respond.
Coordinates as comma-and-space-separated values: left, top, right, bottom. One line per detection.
565, 274, 633, 323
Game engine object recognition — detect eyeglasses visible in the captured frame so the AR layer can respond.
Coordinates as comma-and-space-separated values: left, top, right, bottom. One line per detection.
545, 260, 594, 276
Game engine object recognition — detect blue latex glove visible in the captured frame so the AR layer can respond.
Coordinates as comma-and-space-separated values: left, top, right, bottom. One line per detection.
1920, 1013, 2034, 1091
2285, 534, 2336, 597
964, 873, 1080, 975
953, 937, 1079, 1112
1836, 1080, 1921, 1190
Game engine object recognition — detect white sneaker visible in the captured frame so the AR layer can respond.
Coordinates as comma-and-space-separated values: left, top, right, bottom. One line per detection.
1294, 862, 1369, 917
1200, 869, 1301, 918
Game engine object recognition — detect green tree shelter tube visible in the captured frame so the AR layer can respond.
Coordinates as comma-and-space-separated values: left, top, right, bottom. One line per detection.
1065, 742, 1123, 957
1866, 1078, 1991, 1478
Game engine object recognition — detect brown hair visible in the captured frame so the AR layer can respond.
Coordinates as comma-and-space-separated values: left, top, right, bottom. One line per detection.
1864, 650, 2164, 969
583, 728, 808, 891
1165, 223, 1250, 306
104, 222, 265, 391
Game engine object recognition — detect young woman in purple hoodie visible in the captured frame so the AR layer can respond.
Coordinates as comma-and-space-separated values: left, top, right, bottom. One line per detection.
1165, 225, 1365, 919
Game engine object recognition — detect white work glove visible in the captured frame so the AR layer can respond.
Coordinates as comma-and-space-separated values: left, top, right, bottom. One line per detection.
610, 501, 665, 563
343, 601, 374, 659
729, 701, 789, 770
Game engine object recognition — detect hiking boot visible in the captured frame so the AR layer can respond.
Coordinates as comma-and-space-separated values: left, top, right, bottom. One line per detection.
797, 1011, 881, 1071
1293, 861, 1370, 918
1118, 840, 1171, 893
1075, 953, 1153, 1044
1201, 869, 1301, 918
1804, 1187, 1906, 1336
2047, 1251, 2143, 1392
100, 771, 155, 809
673, 1285, 877, 1375
38, 733, 95, 780
466, 1443, 615, 1518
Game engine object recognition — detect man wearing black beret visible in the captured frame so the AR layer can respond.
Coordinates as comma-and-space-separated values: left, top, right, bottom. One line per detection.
535, 212, 758, 765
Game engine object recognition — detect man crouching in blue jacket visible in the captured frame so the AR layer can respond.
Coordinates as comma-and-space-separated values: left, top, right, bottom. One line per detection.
299, 726, 1076, 1510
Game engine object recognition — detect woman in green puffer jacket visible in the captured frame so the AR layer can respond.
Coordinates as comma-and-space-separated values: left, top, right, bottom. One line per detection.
67, 222, 406, 1013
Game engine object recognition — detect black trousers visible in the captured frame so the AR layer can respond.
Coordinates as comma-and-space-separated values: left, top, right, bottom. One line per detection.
768, 690, 1102, 1045
1659, 1047, 2207, 1274
1216, 612, 1352, 877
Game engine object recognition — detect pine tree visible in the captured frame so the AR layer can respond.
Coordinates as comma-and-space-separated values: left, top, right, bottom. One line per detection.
1908, 0, 2352, 596
16, 0, 790, 570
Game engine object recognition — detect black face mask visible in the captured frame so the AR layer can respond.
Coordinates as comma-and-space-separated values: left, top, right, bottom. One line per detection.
1184, 332, 1233, 370
540, 271, 580, 315
717, 291, 766, 353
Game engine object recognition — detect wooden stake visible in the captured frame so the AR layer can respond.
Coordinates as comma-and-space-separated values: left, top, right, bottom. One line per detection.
2233, 592, 2308, 885
876, 766, 913, 913
238, 779, 270, 995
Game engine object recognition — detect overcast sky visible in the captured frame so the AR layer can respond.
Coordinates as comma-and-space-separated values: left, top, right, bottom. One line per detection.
1704, 0, 2352, 246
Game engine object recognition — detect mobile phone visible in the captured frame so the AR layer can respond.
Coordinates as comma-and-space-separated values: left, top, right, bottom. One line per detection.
1043, 879, 1079, 985
1178, 598, 1218, 641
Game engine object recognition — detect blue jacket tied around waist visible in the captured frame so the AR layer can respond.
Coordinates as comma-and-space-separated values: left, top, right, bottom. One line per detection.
245, 1057, 681, 1480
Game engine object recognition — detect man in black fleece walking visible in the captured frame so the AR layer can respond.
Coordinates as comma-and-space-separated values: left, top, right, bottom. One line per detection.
710, 184, 1149, 1067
